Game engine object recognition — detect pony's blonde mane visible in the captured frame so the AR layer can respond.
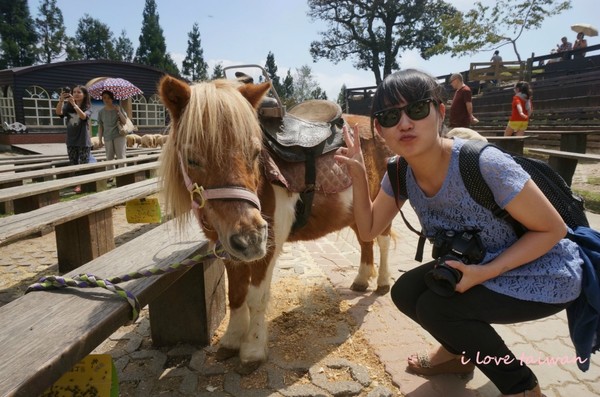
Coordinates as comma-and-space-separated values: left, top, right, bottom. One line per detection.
159, 79, 263, 222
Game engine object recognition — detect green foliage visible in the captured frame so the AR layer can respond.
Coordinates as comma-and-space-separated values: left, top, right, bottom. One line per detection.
73, 14, 116, 60
114, 30, 134, 62
0, 0, 38, 69
430, 0, 572, 62
211, 63, 225, 79
264, 52, 283, 95
182, 23, 208, 81
280, 70, 295, 109
307, 0, 458, 84
337, 84, 347, 111
35, 0, 67, 64
135, 0, 180, 75
291, 65, 326, 104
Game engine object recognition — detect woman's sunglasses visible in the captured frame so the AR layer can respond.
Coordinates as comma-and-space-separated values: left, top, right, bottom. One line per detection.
374, 98, 435, 128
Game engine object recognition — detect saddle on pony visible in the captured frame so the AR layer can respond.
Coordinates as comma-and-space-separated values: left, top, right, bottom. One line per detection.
260, 99, 351, 230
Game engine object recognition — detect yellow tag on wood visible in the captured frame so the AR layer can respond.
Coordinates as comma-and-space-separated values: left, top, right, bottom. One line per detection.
41, 354, 118, 397
126, 197, 162, 223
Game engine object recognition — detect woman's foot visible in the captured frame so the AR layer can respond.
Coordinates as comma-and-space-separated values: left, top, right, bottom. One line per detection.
73, 186, 81, 194
502, 383, 545, 397
407, 345, 475, 376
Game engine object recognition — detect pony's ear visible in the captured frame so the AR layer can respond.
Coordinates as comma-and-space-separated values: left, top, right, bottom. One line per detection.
238, 82, 272, 110
158, 75, 191, 122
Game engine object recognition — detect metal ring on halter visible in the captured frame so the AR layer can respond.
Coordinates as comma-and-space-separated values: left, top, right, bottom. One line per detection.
190, 183, 207, 209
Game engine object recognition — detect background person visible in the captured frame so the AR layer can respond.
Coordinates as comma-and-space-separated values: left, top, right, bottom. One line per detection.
334, 69, 582, 397
97, 90, 127, 168
448, 73, 478, 128
573, 32, 587, 58
557, 36, 573, 60
504, 81, 533, 137
55, 85, 93, 193
490, 50, 503, 85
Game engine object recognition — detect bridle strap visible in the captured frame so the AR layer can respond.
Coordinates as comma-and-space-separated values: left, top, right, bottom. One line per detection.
178, 153, 261, 211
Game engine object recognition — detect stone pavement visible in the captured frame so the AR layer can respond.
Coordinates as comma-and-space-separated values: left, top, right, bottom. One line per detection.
2, 205, 600, 396
91, 208, 600, 396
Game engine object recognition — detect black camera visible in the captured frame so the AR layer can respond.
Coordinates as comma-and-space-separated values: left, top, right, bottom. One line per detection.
424, 230, 486, 297
62, 87, 71, 94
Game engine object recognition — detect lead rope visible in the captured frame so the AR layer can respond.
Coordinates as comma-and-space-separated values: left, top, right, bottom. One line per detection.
25, 243, 228, 322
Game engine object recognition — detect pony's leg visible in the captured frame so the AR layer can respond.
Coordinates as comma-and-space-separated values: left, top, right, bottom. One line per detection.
237, 185, 296, 374
350, 225, 376, 292
375, 225, 392, 295
216, 262, 251, 360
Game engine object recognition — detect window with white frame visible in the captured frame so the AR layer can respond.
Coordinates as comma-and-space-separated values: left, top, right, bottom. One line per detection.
131, 94, 166, 127
0, 86, 16, 125
23, 86, 64, 127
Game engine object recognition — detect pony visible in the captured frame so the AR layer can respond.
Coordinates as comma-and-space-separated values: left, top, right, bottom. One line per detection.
158, 76, 393, 374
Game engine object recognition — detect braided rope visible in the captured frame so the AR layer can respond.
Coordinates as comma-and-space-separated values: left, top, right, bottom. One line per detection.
26, 244, 227, 321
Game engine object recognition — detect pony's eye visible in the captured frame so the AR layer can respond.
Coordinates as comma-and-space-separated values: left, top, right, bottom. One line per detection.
187, 158, 203, 169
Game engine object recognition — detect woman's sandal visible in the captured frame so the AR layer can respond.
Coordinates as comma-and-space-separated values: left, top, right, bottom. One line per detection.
407, 352, 476, 376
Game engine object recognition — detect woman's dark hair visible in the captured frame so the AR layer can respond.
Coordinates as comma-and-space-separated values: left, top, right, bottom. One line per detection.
369, 69, 447, 135
370, 69, 446, 116
101, 90, 115, 100
515, 81, 532, 99
64, 84, 91, 113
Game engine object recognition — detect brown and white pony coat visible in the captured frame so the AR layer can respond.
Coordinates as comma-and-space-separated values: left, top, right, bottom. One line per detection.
158, 76, 393, 373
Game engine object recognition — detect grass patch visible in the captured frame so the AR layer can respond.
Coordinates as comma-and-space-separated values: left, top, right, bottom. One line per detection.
574, 189, 600, 214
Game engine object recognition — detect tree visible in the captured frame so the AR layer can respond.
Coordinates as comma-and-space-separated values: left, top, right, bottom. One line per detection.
264, 52, 283, 95
292, 65, 326, 104
308, 0, 457, 85
74, 14, 115, 60
211, 62, 225, 79
0, 0, 38, 69
182, 23, 208, 81
135, 0, 180, 75
114, 30, 134, 62
431, 0, 571, 63
280, 69, 295, 108
337, 84, 347, 111
35, 0, 68, 63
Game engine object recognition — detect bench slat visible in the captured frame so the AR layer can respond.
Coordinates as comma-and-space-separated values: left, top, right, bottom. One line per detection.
0, 218, 224, 397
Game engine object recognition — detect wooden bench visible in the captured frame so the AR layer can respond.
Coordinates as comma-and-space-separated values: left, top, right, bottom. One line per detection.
0, 177, 160, 272
0, 161, 159, 214
485, 135, 533, 155
0, 218, 226, 397
527, 148, 600, 186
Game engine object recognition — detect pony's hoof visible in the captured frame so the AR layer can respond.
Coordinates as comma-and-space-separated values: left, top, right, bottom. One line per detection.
350, 282, 369, 292
215, 346, 239, 361
236, 360, 263, 375
375, 285, 390, 295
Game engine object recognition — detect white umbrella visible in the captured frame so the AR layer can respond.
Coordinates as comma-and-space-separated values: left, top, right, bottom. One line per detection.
571, 23, 598, 37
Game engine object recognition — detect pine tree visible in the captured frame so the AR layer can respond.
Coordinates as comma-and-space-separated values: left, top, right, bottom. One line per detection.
135, 0, 180, 75
211, 63, 225, 79
337, 84, 347, 112
74, 14, 115, 60
114, 30, 134, 62
35, 0, 67, 63
264, 51, 283, 96
0, 0, 38, 69
280, 69, 295, 109
182, 23, 208, 81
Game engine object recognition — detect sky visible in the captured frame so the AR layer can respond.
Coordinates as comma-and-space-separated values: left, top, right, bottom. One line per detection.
27, 0, 596, 99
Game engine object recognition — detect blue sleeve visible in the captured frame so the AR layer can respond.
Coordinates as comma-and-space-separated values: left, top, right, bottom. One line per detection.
479, 146, 530, 209
381, 172, 395, 198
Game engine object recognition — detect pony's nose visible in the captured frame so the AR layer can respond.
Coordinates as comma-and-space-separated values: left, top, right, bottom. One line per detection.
229, 224, 268, 256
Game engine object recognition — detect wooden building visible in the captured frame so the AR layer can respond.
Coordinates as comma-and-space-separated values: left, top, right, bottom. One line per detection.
0, 60, 171, 148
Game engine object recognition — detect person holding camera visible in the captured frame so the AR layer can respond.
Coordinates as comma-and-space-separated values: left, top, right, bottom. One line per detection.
55, 85, 93, 193
334, 69, 583, 397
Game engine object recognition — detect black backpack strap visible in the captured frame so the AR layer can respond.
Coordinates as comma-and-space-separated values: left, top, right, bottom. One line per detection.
459, 140, 526, 236
387, 156, 427, 262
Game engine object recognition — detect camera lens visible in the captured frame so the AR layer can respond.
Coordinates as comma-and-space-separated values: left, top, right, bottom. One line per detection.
424, 255, 463, 297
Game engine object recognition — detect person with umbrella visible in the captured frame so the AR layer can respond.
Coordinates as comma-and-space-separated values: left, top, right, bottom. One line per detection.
97, 90, 127, 167
573, 32, 588, 58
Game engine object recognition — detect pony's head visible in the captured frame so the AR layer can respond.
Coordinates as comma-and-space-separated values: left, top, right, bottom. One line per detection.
158, 76, 272, 261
